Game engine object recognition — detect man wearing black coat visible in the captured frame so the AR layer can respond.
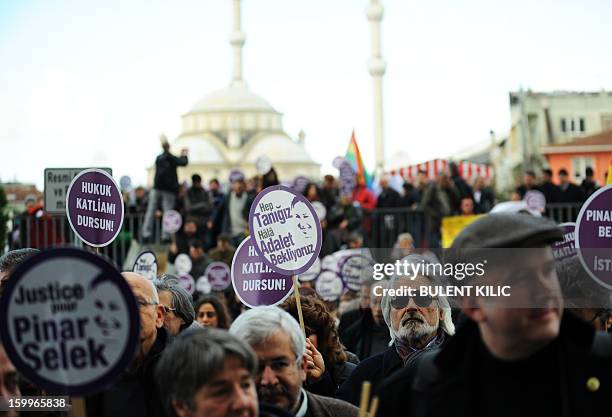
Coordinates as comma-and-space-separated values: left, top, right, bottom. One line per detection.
87, 272, 170, 417
539, 168, 560, 204
142, 136, 188, 242
557, 169, 585, 203
376, 214, 612, 417
338, 255, 455, 406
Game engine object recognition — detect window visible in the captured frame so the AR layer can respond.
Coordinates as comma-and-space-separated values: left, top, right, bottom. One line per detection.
560, 118, 567, 132
579, 118, 585, 132
571, 156, 595, 182
561, 117, 586, 135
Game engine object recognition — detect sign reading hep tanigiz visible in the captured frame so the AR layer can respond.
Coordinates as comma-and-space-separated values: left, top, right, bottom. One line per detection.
44, 168, 112, 213
249, 185, 322, 275
576, 185, 612, 289
66, 169, 124, 247
0, 248, 140, 395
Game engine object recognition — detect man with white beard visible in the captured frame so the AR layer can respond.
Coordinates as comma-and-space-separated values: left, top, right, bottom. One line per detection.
338, 254, 455, 406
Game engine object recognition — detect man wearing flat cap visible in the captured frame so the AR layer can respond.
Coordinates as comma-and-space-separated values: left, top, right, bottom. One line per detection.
376, 213, 612, 417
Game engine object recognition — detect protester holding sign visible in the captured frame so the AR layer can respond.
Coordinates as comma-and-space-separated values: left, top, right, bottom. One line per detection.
281, 295, 358, 398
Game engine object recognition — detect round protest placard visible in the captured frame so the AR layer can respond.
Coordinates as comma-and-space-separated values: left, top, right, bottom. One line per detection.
132, 250, 158, 280
162, 210, 182, 234
66, 169, 124, 247
196, 276, 212, 295
205, 262, 231, 291
575, 185, 612, 289
299, 257, 321, 282
311, 201, 327, 221
174, 254, 192, 275
315, 270, 344, 301
249, 185, 322, 275
0, 248, 139, 395
292, 176, 310, 194
119, 175, 132, 191
338, 159, 356, 197
552, 223, 576, 261
255, 155, 273, 175
340, 254, 375, 291
332, 156, 345, 169
231, 237, 293, 308
524, 190, 546, 213
177, 274, 195, 295
229, 169, 245, 183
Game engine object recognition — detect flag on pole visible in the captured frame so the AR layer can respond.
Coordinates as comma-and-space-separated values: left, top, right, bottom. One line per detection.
345, 130, 372, 188
606, 158, 612, 185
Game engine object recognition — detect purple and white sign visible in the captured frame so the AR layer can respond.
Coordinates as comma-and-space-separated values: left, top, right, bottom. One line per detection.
132, 250, 158, 280
177, 274, 195, 295
229, 169, 245, 183
338, 159, 356, 197
249, 185, 322, 275
174, 254, 192, 275
0, 248, 139, 395
575, 185, 612, 289
292, 176, 310, 194
340, 254, 375, 291
524, 190, 546, 213
315, 270, 344, 301
162, 210, 182, 234
205, 262, 231, 291
255, 155, 273, 175
66, 169, 124, 247
196, 276, 212, 295
332, 156, 345, 169
552, 223, 576, 261
119, 175, 132, 191
299, 257, 321, 282
231, 237, 294, 308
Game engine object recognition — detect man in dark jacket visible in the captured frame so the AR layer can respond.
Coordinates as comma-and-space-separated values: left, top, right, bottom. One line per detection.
338, 254, 455, 406
87, 272, 169, 417
142, 136, 188, 242
557, 168, 585, 203
377, 214, 612, 417
539, 168, 559, 204
213, 178, 254, 248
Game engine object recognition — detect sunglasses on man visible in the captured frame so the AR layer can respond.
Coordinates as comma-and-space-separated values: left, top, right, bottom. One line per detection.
391, 294, 437, 309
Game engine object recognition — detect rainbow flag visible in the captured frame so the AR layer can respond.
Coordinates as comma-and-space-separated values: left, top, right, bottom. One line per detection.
345, 130, 372, 188
607, 158, 612, 185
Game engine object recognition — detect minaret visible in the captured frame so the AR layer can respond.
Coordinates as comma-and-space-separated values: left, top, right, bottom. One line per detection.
230, 0, 246, 86
366, 0, 386, 175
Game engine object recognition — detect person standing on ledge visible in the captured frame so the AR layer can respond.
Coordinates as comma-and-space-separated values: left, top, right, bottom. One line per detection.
142, 134, 188, 243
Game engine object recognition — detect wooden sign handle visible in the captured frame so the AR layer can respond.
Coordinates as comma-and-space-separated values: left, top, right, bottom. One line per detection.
292, 275, 306, 337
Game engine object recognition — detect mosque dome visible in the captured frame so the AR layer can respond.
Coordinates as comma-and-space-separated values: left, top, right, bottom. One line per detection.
189, 84, 278, 114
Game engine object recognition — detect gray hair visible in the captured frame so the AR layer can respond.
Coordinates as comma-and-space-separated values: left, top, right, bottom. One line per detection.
380, 254, 455, 340
155, 274, 195, 330
155, 327, 256, 416
229, 306, 306, 360
0, 248, 39, 273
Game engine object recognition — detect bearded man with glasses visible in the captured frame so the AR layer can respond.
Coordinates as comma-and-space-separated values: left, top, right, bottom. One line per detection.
338, 254, 455, 406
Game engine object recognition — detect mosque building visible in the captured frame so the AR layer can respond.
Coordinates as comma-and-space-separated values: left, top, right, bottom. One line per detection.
148, 0, 320, 185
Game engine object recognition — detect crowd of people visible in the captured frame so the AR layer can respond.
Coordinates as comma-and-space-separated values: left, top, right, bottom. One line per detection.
1, 209, 611, 417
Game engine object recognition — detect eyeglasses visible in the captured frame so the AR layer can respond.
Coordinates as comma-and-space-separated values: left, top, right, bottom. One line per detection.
136, 298, 159, 308
390, 295, 436, 309
162, 305, 177, 314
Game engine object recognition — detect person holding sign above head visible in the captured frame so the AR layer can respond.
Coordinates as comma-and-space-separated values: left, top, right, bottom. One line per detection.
86, 272, 169, 417
230, 306, 359, 417
281, 295, 358, 398
142, 134, 189, 243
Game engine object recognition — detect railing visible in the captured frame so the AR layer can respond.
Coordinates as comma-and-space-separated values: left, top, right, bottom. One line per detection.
6, 203, 586, 263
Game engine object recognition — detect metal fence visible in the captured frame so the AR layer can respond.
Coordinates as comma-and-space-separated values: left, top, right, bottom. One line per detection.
7, 203, 585, 264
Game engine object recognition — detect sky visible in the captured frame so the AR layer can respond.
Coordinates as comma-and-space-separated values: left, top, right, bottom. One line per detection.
1, 0, 611, 189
